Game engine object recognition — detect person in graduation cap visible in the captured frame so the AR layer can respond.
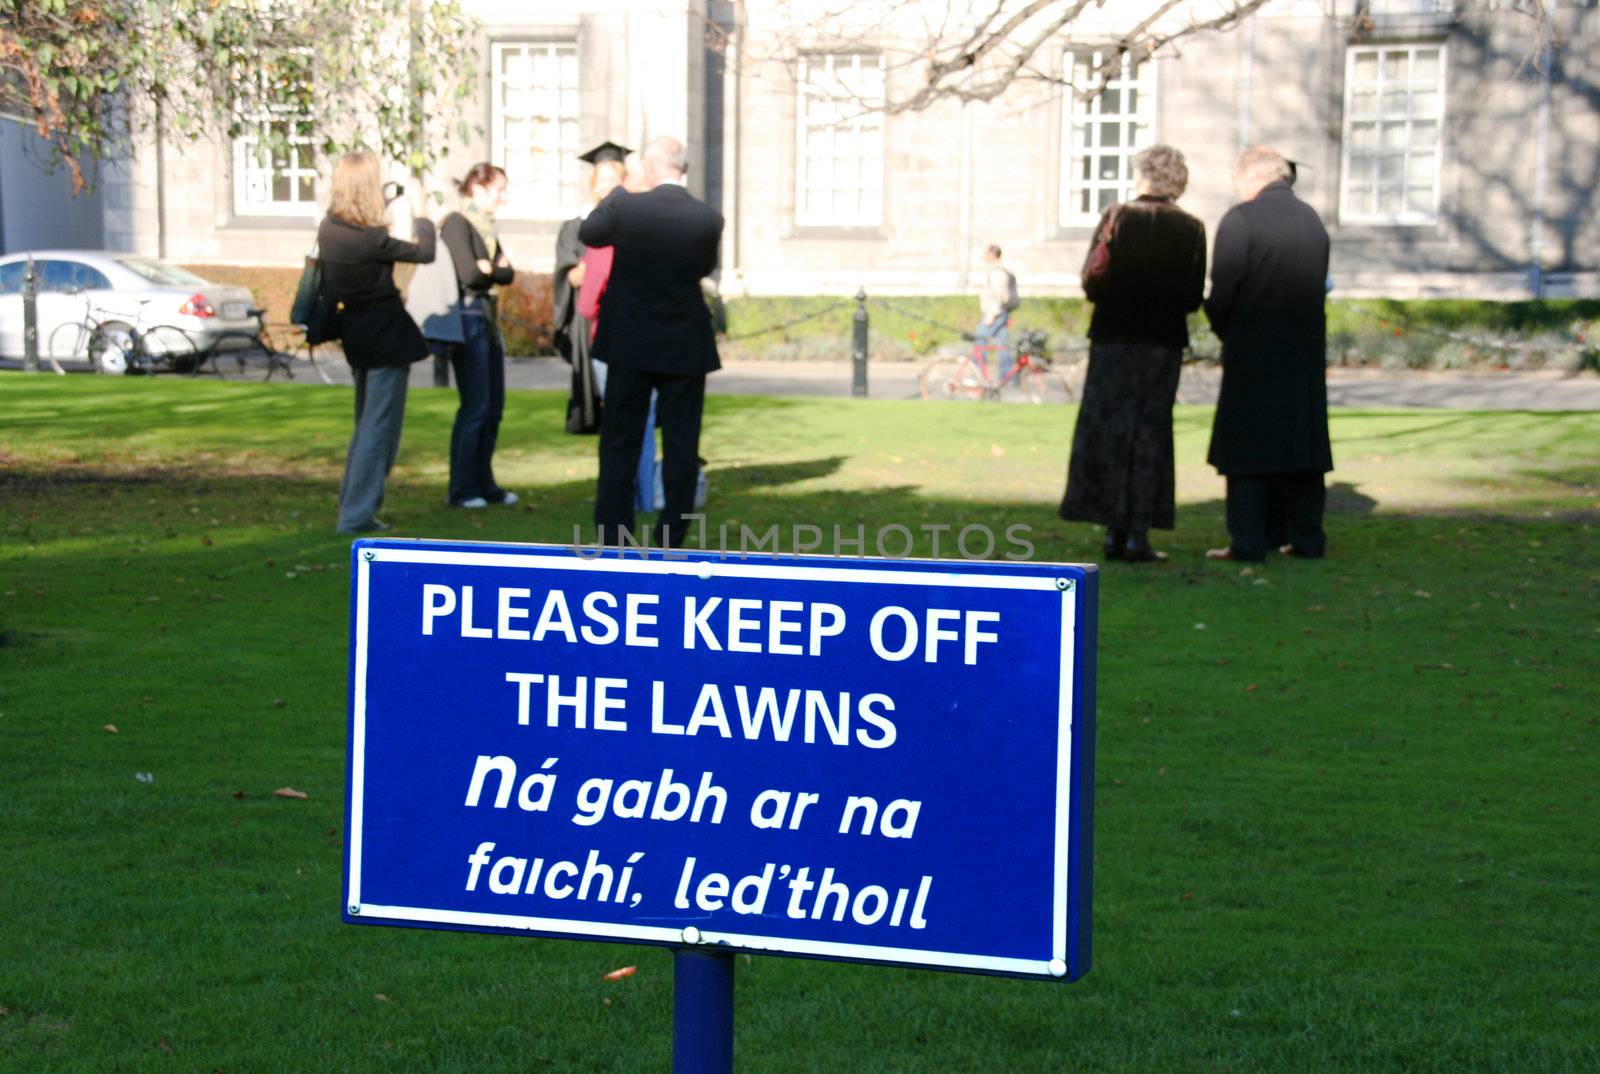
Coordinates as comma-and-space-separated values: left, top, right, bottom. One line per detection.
554, 141, 629, 434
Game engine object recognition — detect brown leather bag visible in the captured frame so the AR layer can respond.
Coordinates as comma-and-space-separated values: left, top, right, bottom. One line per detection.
1080, 203, 1122, 300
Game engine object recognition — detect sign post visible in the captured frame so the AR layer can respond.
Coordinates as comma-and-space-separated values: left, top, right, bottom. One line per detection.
344, 540, 1096, 1066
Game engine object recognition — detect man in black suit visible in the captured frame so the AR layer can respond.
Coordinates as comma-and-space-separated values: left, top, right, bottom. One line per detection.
581, 135, 724, 549
1204, 146, 1333, 562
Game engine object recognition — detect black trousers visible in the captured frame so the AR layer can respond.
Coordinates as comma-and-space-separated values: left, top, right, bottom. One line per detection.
1225, 472, 1327, 561
595, 366, 705, 547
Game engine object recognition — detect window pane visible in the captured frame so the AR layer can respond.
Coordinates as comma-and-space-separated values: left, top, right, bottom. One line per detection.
1377, 186, 1403, 212
1353, 52, 1379, 83
1410, 120, 1439, 150
1098, 155, 1120, 180
1351, 89, 1377, 116
1406, 186, 1433, 214
1382, 51, 1409, 81
1100, 122, 1121, 148
1413, 49, 1441, 82
1102, 89, 1120, 113
1349, 121, 1377, 149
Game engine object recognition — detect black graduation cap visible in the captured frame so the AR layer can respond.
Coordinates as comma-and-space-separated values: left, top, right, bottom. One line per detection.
579, 141, 631, 166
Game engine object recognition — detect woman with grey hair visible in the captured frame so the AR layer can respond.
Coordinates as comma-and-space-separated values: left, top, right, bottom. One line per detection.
1058, 144, 1207, 562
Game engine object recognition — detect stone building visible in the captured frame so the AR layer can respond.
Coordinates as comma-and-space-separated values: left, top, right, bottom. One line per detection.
1, 0, 1594, 299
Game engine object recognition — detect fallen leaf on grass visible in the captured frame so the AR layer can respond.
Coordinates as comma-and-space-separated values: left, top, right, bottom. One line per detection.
272, 698, 286, 708
1243, 684, 1259, 693
104, 724, 119, 734
273, 787, 309, 800
158, 1036, 173, 1054
602, 997, 613, 1008
603, 966, 637, 981
232, 790, 246, 799
374, 994, 389, 1002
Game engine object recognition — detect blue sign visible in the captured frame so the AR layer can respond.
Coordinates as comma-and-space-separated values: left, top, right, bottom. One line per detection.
343, 540, 1096, 981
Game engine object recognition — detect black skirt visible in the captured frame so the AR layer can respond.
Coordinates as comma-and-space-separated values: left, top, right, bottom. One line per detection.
341, 295, 428, 370
1058, 340, 1184, 531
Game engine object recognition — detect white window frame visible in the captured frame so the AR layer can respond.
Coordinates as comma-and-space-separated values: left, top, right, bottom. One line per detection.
231, 95, 319, 218
794, 52, 886, 229
490, 40, 581, 221
1059, 49, 1156, 229
1339, 43, 1448, 226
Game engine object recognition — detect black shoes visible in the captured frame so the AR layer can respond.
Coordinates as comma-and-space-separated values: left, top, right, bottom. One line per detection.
1105, 528, 1167, 563
1121, 530, 1167, 563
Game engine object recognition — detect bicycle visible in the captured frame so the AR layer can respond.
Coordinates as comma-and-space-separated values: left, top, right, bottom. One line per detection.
46, 296, 206, 376
202, 307, 336, 384
919, 327, 1077, 403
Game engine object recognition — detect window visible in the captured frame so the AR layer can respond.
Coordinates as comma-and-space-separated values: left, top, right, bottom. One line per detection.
795, 53, 885, 228
1341, 44, 1445, 223
39, 261, 111, 293
492, 41, 580, 220
118, 259, 208, 288
1060, 50, 1155, 227
232, 68, 318, 217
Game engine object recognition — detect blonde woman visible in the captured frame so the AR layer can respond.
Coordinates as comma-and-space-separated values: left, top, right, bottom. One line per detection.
318, 150, 436, 534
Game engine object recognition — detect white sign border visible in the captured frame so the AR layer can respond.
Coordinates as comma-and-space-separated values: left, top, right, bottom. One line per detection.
347, 545, 1081, 979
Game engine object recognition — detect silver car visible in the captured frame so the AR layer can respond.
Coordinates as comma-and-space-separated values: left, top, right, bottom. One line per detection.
0, 251, 259, 373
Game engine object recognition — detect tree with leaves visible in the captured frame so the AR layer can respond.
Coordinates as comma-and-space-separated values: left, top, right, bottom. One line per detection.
0, 0, 477, 192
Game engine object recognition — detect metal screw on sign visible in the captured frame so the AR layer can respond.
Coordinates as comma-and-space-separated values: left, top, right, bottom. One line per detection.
349, 904, 360, 915
1056, 577, 1074, 592
364, 550, 376, 561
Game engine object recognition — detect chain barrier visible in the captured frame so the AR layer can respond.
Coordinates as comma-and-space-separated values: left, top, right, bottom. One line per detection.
721, 299, 851, 343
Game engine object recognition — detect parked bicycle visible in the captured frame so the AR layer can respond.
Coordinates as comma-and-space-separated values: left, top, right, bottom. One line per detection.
919, 327, 1078, 403
46, 296, 207, 375
201, 307, 336, 384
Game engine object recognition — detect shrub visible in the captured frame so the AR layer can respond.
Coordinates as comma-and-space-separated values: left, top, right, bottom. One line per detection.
186, 263, 556, 357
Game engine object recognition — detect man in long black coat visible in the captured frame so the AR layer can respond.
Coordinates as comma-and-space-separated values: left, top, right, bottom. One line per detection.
1204, 146, 1333, 562
580, 135, 723, 549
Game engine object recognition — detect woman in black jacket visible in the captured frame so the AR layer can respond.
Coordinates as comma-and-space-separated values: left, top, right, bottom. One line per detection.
319, 150, 436, 534
1059, 144, 1207, 562
440, 163, 517, 509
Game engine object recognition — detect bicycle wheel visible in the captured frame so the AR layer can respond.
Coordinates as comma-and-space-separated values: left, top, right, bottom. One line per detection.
1019, 359, 1074, 404
302, 341, 338, 385
919, 356, 987, 401
141, 325, 204, 374
206, 332, 274, 379
45, 321, 90, 374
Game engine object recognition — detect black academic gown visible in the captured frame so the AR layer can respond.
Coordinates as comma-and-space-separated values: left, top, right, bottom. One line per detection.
1204, 182, 1333, 477
553, 216, 601, 434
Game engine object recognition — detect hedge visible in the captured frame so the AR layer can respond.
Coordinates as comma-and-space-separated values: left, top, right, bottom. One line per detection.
179, 266, 1599, 372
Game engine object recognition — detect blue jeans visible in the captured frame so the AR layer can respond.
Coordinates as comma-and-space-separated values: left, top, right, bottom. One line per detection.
447, 311, 506, 505
593, 358, 657, 513
975, 314, 1013, 383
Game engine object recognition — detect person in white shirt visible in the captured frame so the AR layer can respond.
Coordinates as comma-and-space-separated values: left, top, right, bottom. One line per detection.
975, 244, 1019, 384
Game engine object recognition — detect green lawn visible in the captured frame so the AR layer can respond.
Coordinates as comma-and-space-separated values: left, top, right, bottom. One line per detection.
2, 376, 1597, 1073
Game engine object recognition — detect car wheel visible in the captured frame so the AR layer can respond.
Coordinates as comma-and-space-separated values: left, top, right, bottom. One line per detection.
89, 322, 138, 375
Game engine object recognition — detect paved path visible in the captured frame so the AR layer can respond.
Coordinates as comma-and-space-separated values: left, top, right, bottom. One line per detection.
464, 357, 1600, 411
30, 352, 1581, 410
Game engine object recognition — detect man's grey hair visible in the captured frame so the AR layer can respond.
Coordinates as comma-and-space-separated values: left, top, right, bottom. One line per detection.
1133, 144, 1188, 199
1233, 145, 1292, 186
643, 136, 689, 176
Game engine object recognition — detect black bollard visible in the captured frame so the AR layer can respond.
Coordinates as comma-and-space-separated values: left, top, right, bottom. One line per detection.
22, 255, 39, 372
851, 287, 868, 398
